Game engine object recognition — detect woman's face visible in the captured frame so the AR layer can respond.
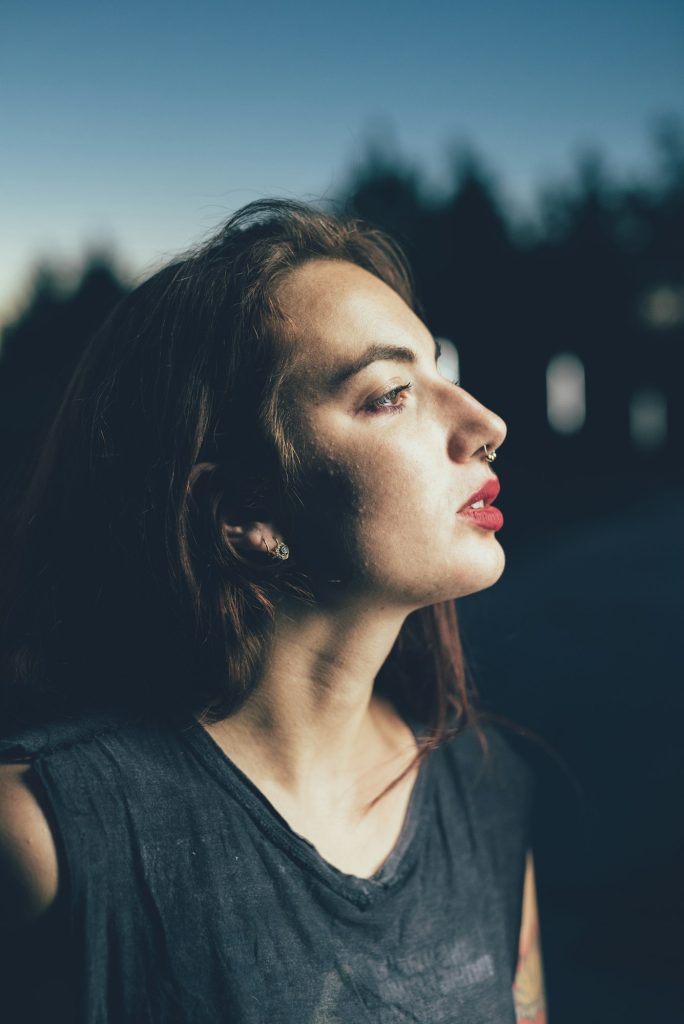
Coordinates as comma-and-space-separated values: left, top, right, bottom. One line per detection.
274, 258, 508, 608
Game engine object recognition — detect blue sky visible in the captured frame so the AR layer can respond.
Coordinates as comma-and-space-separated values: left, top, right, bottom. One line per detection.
2, 0, 682, 322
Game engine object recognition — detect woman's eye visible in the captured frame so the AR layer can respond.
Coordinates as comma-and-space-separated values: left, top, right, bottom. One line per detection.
364, 376, 459, 415
366, 381, 413, 414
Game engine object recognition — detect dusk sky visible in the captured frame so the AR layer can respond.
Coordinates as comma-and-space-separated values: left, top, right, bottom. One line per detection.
3, 0, 682, 324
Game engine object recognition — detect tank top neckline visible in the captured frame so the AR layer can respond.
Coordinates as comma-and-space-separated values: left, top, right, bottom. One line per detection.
172, 710, 434, 907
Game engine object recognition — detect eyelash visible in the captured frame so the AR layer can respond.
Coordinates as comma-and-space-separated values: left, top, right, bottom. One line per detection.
366, 377, 461, 415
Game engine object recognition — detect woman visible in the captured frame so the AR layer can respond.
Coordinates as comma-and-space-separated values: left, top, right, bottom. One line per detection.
0, 199, 545, 1022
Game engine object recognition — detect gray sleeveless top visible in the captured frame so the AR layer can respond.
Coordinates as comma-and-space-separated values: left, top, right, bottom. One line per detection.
0, 709, 534, 1023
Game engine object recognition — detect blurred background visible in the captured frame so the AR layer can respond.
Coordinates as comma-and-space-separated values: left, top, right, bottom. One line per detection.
2, 0, 683, 1018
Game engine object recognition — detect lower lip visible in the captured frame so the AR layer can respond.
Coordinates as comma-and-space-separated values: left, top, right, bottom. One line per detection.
458, 506, 504, 531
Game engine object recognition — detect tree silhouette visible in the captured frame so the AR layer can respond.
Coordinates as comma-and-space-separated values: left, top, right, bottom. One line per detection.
0, 256, 128, 502
340, 122, 684, 532
2, 122, 682, 537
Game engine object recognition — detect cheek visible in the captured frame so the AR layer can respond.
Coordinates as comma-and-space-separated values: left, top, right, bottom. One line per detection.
280, 450, 363, 575
347, 444, 440, 529
281, 445, 399, 574
321, 444, 444, 581
282, 438, 502, 603
283, 424, 451, 587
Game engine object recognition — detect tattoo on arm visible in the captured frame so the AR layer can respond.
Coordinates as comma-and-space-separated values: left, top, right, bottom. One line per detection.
512, 852, 547, 1024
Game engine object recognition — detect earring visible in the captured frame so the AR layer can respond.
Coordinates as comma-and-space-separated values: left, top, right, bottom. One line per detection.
261, 535, 290, 561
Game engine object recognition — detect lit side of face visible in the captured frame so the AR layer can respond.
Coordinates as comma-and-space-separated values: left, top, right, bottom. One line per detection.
274, 259, 508, 609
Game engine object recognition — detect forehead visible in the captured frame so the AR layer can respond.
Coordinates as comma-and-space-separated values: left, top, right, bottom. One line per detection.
274, 259, 428, 374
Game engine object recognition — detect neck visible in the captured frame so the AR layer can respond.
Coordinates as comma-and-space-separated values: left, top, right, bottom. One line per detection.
201, 596, 416, 806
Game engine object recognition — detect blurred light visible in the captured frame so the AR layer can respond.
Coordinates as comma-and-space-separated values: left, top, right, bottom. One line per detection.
546, 353, 586, 434
630, 388, 667, 450
436, 337, 460, 383
638, 285, 684, 330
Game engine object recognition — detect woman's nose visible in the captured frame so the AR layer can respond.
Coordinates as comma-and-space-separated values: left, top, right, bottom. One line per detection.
447, 388, 507, 463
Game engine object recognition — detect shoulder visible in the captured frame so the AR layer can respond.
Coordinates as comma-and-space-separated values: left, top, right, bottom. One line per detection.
442, 719, 536, 800
0, 708, 181, 786
0, 708, 186, 929
0, 761, 59, 928
436, 719, 537, 859
0, 708, 152, 929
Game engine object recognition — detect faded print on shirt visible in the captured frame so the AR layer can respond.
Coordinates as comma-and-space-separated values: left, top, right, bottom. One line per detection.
310, 936, 503, 1024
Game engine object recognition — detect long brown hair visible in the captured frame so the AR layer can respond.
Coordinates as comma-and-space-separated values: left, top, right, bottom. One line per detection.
0, 198, 482, 801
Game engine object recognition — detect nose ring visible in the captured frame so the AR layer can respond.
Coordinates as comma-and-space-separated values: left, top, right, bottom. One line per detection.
483, 444, 497, 464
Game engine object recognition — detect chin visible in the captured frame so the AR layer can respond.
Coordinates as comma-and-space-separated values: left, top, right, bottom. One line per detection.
469, 538, 506, 592
468, 559, 506, 596
437, 538, 506, 603
407, 553, 504, 609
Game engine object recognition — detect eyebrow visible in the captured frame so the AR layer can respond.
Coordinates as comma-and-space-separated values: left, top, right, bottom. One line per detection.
327, 336, 442, 389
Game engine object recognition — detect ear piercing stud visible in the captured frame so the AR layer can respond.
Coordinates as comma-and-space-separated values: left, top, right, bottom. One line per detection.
262, 536, 290, 561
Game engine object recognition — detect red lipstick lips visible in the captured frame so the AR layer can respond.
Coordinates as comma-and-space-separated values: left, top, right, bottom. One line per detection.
457, 478, 503, 531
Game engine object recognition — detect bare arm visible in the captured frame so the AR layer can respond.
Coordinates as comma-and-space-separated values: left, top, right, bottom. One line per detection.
0, 763, 59, 929
512, 850, 547, 1024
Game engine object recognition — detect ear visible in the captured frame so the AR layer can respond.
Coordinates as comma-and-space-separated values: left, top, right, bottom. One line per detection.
187, 464, 287, 558
222, 520, 283, 556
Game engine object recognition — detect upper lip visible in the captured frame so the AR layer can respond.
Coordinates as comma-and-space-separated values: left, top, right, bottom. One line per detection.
457, 477, 501, 512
